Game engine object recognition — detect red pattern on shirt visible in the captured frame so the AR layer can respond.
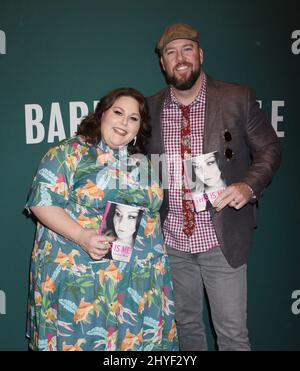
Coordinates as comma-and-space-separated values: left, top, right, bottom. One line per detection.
180, 105, 196, 237
162, 75, 219, 253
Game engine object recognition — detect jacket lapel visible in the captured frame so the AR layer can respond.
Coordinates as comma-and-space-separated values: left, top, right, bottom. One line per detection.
203, 76, 222, 153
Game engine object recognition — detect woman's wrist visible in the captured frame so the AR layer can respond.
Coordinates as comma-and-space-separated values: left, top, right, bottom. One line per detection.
72, 226, 86, 248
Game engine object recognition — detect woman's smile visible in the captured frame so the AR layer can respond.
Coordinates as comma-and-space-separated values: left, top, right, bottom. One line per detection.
113, 127, 128, 136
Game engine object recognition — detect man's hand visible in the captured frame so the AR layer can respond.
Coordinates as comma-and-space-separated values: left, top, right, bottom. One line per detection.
213, 182, 253, 212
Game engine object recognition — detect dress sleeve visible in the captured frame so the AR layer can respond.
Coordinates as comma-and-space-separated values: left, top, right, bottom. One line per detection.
25, 142, 77, 210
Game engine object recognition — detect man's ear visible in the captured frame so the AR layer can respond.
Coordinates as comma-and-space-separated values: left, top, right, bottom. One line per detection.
199, 48, 204, 65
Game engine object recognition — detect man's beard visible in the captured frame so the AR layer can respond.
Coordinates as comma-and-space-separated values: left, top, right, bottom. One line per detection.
166, 64, 201, 91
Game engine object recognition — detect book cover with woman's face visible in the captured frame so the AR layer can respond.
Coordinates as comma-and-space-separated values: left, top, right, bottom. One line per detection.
184, 151, 226, 212
99, 202, 143, 262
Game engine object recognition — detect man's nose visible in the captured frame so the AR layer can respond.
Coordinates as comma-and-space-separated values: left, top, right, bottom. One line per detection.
176, 50, 184, 62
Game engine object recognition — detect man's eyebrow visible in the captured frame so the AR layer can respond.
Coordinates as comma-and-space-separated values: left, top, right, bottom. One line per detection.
164, 45, 180, 52
164, 43, 195, 52
182, 42, 194, 47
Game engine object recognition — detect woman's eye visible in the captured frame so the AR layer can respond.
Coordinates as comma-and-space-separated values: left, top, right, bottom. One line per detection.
128, 215, 137, 220
114, 110, 122, 116
115, 211, 121, 217
130, 116, 139, 122
207, 160, 215, 166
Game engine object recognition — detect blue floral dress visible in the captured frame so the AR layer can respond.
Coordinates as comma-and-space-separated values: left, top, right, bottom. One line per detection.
26, 135, 178, 351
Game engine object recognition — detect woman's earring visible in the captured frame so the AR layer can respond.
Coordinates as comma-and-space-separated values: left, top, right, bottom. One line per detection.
133, 136, 137, 146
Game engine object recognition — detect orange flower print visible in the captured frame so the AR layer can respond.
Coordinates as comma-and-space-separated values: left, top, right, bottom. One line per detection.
71, 142, 88, 160
52, 173, 68, 197
97, 149, 114, 164
73, 299, 97, 323
47, 333, 56, 351
47, 147, 58, 160
153, 258, 166, 275
76, 214, 98, 228
147, 186, 153, 205
44, 307, 57, 322
98, 262, 123, 286
168, 320, 177, 342
42, 274, 56, 293
76, 180, 104, 199
44, 241, 52, 255
32, 239, 39, 259
54, 249, 80, 267
151, 182, 164, 201
138, 297, 145, 313
121, 329, 142, 351
62, 338, 86, 351
144, 216, 158, 237
66, 154, 77, 171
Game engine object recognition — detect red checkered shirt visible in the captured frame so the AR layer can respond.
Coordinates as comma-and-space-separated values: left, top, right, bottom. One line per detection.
162, 74, 219, 253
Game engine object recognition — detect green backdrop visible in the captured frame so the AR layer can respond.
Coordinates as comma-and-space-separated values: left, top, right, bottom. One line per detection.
0, 0, 299, 350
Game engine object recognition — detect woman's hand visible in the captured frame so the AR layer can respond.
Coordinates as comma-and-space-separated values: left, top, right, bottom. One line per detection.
77, 229, 116, 260
29, 205, 116, 260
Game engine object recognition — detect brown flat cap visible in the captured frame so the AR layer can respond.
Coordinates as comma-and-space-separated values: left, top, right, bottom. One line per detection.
156, 22, 199, 53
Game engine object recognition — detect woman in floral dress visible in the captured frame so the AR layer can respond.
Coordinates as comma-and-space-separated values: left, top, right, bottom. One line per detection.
26, 87, 178, 351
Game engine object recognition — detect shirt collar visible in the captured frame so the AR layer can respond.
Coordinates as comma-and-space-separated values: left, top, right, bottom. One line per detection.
165, 73, 207, 108
97, 140, 128, 160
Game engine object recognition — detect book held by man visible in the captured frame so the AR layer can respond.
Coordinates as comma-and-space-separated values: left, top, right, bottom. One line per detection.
183, 151, 226, 212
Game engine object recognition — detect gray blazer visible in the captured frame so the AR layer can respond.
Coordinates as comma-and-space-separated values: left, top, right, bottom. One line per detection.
146, 75, 282, 268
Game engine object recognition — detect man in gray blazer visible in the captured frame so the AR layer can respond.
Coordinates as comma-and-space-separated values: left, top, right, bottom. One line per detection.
146, 22, 281, 350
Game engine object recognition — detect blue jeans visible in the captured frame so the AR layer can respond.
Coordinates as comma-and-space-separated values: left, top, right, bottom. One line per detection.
166, 246, 250, 351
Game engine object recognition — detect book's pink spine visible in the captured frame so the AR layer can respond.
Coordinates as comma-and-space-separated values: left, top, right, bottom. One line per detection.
98, 202, 111, 235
